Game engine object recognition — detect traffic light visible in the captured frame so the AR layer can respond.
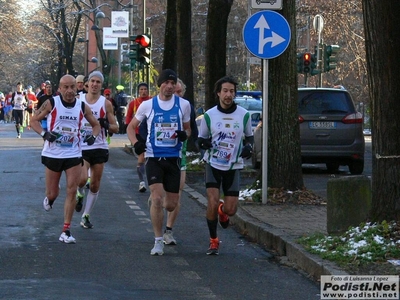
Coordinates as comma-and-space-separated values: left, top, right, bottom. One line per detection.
128, 44, 138, 71
310, 53, 319, 76
323, 44, 340, 72
302, 52, 311, 74
135, 34, 151, 65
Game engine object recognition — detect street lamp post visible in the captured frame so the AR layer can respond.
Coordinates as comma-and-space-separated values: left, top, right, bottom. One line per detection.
78, 38, 99, 75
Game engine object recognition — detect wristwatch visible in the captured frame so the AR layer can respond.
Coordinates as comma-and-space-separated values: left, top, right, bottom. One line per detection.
40, 130, 46, 137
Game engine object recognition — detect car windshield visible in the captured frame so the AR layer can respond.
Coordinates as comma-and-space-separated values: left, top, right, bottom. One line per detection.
235, 98, 262, 110
298, 91, 354, 114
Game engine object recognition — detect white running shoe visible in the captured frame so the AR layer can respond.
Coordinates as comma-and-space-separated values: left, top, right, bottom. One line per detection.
43, 197, 53, 211
163, 230, 177, 245
59, 230, 76, 244
139, 181, 146, 192
150, 240, 164, 256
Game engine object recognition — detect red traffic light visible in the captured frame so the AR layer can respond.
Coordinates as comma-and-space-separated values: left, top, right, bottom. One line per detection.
303, 52, 311, 73
135, 34, 151, 47
303, 53, 311, 65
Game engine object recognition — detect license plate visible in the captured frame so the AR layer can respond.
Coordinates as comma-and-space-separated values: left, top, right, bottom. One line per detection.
309, 121, 336, 129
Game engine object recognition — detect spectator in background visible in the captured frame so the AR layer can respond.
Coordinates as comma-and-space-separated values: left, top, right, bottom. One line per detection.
0, 92, 4, 122
114, 85, 128, 134
36, 82, 46, 98
125, 82, 152, 192
83, 77, 89, 93
37, 81, 54, 131
4, 91, 13, 123
103, 89, 115, 114
76, 75, 86, 94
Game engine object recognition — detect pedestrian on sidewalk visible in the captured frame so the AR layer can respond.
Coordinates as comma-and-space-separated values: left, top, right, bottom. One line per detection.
126, 69, 191, 255
76, 71, 119, 229
125, 82, 152, 193
30, 74, 101, 244
163, 78, 198, 245
198, 76, 254, 255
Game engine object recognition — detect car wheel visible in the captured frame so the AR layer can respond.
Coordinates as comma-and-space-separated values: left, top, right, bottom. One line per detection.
326, 162, 340, 174
349, 160, 364, 175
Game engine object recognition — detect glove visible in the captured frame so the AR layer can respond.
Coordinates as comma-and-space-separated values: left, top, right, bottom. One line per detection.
133, 141, 146, 155
42, 131, 57, 142
198, 137, 213, 150
98, 118, 110, 130
175, 130, 187, 142
84, 135, 96, 146
240, 144, 253, 159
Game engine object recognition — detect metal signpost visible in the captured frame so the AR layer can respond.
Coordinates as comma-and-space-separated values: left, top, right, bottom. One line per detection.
243, 10, 290, 204
313, 14, 324, 87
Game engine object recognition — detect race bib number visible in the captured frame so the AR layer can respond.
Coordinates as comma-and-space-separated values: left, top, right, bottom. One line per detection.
154, 122, 178, 147
210, 141, 235, 166
55, 127, 75, 148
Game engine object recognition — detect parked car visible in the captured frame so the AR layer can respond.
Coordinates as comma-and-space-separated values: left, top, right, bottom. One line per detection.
363, 128, 371, 136
196, 92, 262, 132
252, 87, 365, 174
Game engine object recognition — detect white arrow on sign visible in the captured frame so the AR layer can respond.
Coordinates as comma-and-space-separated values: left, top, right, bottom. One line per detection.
254, 15, 286, 54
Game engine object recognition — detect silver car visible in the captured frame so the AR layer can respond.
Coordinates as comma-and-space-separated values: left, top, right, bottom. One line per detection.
252, 87, 365, 174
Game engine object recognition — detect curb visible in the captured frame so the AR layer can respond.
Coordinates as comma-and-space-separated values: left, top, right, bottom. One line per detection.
183, 184, 348, 280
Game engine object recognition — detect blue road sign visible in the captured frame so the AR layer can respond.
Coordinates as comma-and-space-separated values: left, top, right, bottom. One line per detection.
243, 10, 291, 59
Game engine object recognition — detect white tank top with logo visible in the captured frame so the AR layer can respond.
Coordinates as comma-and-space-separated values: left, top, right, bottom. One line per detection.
80, 94, 108, 150
42, 95, 84, 158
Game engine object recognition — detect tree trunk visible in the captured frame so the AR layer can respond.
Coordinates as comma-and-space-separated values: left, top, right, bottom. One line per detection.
177, 0, 194, 105
267, 0, 303, 190
162, 0, 178, 71
205, 0, 233, 110
363, 1, 400, 221
177, 0, 197, 151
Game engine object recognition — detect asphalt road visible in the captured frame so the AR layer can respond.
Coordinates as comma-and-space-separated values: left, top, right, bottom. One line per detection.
0, 124, 320, 300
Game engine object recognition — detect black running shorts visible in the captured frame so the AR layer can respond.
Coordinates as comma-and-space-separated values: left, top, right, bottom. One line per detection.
82, 149, 109, 165
205, 164, 240, 197
42, 156, 83, 172
145, 157, 181, 193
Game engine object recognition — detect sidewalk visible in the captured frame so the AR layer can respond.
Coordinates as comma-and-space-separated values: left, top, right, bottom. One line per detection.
183, 173, 348, 280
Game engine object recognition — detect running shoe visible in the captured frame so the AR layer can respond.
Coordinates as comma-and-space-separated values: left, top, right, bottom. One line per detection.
163, 230, 177, 245
218, 200, 229, 229
75, 190, 84, 212
85, 178, 91, 189
206, 237, 219, 255
43, 197, 53, 211
17, 134, 21, 138
139, 181, 147, 193
80, 214, 93, 229
150, 240, 164, 256
59, 230, 76, 244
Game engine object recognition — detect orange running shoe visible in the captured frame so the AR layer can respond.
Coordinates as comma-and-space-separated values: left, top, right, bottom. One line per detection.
218, 201, 229, 229
206, 237, 219, 255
